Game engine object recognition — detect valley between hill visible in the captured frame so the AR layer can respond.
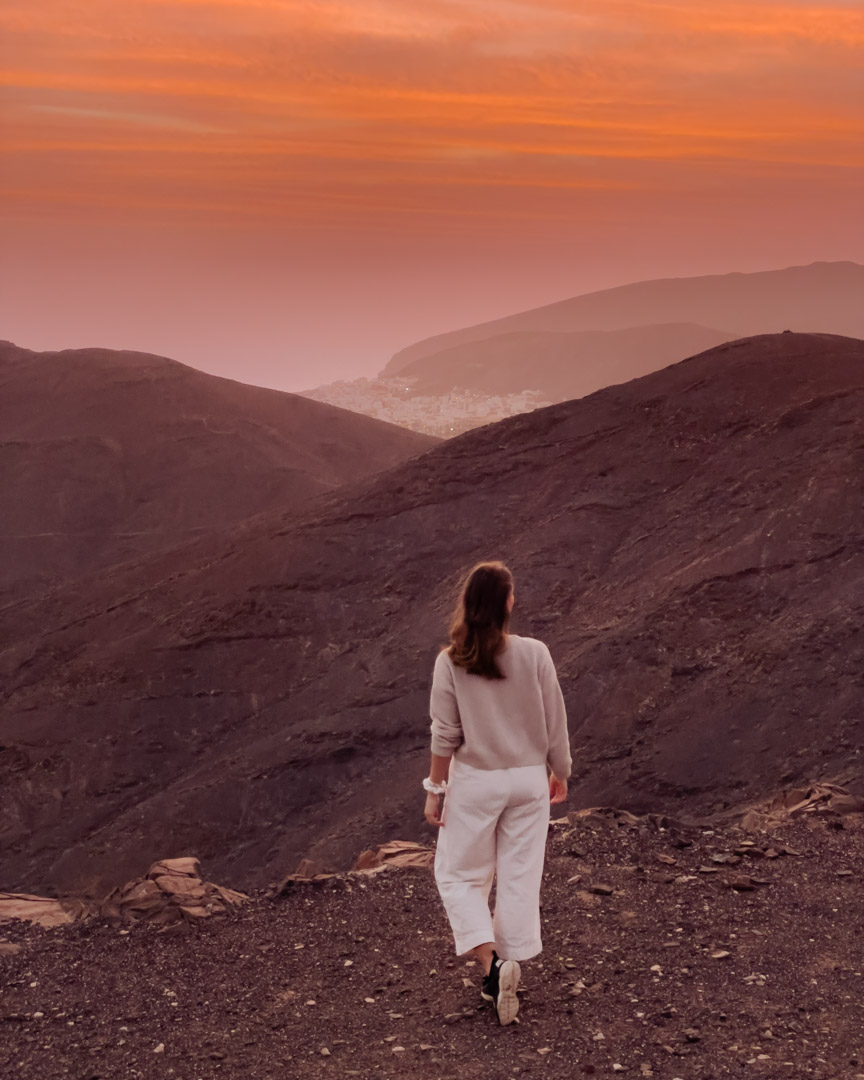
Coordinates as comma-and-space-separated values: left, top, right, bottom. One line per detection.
1, 333, 862, 896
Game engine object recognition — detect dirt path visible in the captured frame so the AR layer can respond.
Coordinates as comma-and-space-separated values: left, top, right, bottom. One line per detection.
2, 811, 863, 1079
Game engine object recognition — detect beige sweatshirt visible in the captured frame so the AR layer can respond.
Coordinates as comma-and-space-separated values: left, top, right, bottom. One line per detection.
429, 633, 572, 779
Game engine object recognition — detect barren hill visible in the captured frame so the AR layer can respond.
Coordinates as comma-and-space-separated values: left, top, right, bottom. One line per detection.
1, 333, 862, 896
0, 341, 437, 595
390, 323, 733, 397
383, 261, 864, 374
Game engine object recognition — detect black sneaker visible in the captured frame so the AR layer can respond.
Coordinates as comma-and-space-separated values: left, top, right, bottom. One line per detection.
480, 951, 521, 1025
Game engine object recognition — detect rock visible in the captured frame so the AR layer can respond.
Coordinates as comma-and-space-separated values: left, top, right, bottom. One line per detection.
100, 858, 248, 925
657, 854, 677, 865
710, 950, 731, 959
354, 841, 434, 872
590, 884, 615, 896
728, 875, 770, 891
0, 893, 79, 928
153, 1043, 165, 1054
0, 942, 22, 955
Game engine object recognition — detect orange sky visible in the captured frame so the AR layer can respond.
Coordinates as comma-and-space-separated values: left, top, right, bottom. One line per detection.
1, 0, 863, 387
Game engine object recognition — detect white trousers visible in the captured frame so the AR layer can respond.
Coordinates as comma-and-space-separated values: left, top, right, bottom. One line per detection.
433, 757, 550, 961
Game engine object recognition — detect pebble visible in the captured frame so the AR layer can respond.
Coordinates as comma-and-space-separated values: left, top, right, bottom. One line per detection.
153, 1043, 165, 1054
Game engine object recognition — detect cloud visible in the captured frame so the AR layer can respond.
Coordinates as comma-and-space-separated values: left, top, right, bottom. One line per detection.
1, 0, 862, 231
29, 104, 228, 133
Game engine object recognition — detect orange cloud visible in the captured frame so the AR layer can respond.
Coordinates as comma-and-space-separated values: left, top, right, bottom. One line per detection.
1, 0, 862, 231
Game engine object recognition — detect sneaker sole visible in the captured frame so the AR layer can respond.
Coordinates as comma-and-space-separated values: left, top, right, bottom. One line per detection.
496, 960, 521, 1025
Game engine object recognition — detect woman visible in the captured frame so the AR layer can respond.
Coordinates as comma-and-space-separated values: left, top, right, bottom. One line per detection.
424, 560, 571, 1025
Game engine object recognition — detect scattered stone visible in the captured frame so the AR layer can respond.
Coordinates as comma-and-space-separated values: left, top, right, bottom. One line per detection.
590, 884, 615, 896
710, 950, 731, 960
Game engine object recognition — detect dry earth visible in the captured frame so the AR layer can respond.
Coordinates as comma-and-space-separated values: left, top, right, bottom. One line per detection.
0, 341, 435, 596
2, 808, 863, 1080
1, 333, 862, 896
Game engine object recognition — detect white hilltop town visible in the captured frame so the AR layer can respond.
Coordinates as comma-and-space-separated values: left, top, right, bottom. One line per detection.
299, 376, 551, 438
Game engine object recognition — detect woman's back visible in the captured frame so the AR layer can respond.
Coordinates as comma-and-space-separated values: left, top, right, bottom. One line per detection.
430, 633, 571, 779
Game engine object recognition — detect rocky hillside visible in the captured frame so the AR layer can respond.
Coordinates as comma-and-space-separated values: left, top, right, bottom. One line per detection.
387, 323, 733, 398
1, 801, 863, 1079
0, 333, 862, 896
0, 341, 436, 595
383, 261, 864, 373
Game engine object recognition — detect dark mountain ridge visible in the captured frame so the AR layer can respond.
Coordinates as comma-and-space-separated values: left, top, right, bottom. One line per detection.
1, 333, 862, 896
383, 261, 864, 373
0, 341, 436, 596
390, 322, 734, 397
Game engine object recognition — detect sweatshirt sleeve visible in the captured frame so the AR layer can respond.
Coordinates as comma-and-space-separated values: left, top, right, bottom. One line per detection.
429, 649, 463, 756
539, 643, 572, 780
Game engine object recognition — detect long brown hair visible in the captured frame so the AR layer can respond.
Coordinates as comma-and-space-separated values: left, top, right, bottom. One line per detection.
447, 561, 514, 679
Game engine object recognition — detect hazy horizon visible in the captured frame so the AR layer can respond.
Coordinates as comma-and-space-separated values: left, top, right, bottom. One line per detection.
2, 1, 863, 391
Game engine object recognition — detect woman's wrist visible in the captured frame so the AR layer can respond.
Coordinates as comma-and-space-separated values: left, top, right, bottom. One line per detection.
422, 776, 447, 795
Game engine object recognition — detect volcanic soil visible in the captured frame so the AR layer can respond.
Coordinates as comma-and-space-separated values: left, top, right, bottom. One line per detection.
2, 808, 863, 1080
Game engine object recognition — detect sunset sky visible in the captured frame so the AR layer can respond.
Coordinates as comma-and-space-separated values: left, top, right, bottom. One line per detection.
2, 0, 863, 388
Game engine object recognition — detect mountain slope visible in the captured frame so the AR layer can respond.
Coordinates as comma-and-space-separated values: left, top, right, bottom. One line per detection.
390, 323, 734, 397
0, 333, 862, 895
0, 342, 437, 594
382, 261, 864, 373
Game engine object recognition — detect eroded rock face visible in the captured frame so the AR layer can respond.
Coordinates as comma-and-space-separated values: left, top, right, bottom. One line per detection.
1, 333, 862, 894
0, 893, 78, 929
101, 858, 248, 925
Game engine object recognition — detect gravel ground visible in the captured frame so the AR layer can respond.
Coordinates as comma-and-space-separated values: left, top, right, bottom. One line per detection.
2, 810, 863, 1080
